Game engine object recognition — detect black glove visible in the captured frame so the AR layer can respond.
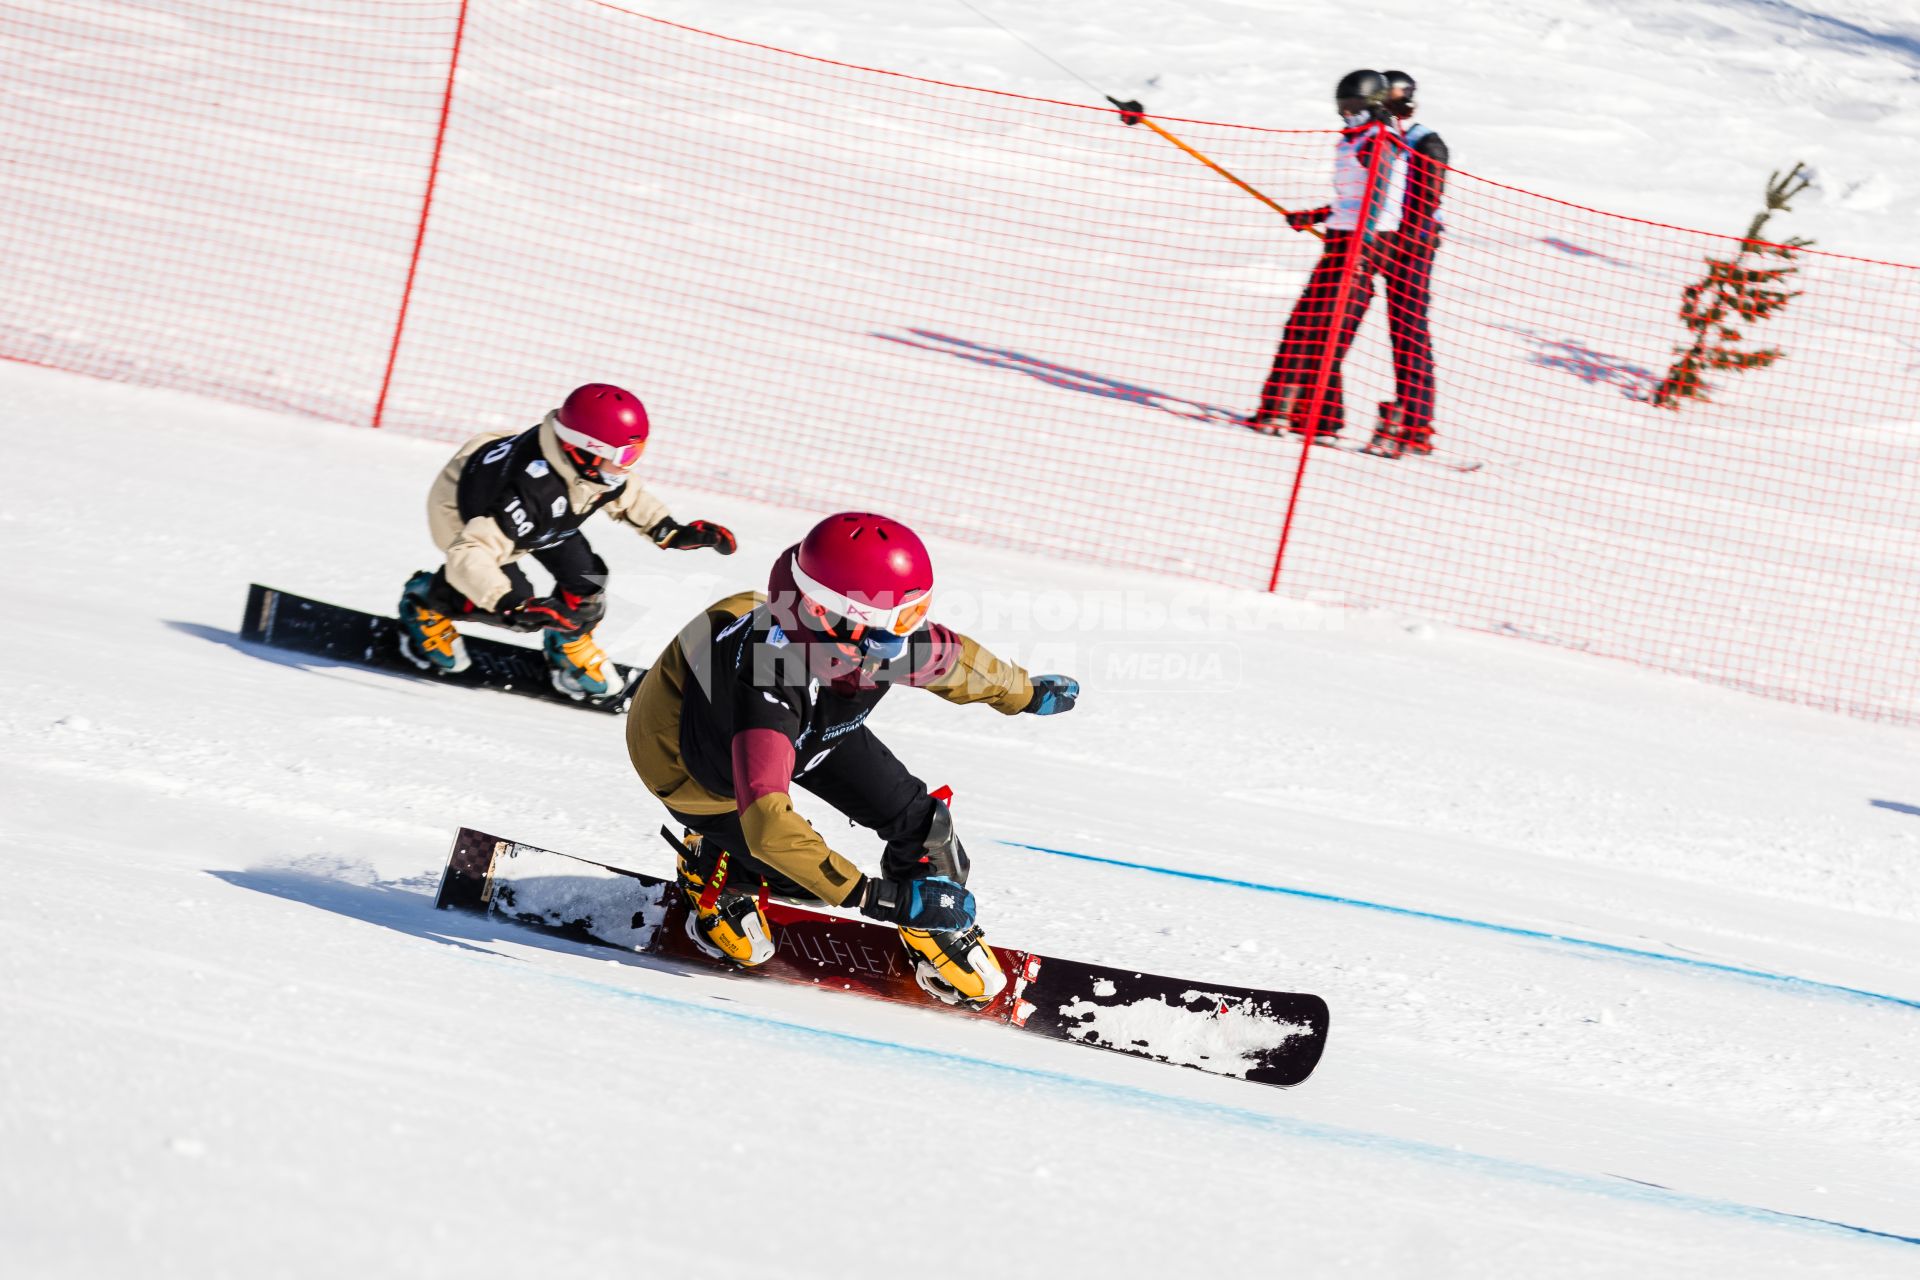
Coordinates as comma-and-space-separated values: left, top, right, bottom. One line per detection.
852, 873, 976, 932
649, 516, 737, 554
1106, 96, 1146, 127
496, 588, 604, 634
1286, 206, 1327, 231
1023, 673, 1079, 716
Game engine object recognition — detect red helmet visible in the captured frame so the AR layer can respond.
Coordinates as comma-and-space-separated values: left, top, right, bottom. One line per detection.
553, 383, 648, 480
772, 512, 934, 648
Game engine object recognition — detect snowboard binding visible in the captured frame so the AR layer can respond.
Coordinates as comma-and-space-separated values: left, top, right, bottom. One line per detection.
544, 628, 615, 701
397, 570, 473, 674
666, 828, 774, 967
899, 924, 1008, 1008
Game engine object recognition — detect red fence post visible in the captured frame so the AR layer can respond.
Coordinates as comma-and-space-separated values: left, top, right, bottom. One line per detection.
1266, 120, 1393, 592
371, 0, 470, 428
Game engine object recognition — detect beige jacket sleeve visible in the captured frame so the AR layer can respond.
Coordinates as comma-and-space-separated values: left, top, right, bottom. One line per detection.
737, 791, 864, 906
444, 517, 521, 610
918, 630, 1035, 715
607, 479, 672, 540
425, 431, 524, 611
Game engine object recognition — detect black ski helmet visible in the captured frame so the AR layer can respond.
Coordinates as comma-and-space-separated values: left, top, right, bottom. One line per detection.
1334, 69, 1386, 103
1383, 69, 1417, 116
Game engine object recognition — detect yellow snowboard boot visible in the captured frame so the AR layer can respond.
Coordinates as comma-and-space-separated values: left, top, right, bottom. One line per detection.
675, 833, 775, 967
900, 925, 1008, 1008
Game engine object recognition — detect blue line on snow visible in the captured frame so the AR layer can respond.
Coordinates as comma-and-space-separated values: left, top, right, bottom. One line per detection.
500, 951, 1920, 1252
999, 841, 1920, 1014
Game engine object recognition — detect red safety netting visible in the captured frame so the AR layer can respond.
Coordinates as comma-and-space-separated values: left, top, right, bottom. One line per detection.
4, 1, 1917, 722
0, 0, 459, 419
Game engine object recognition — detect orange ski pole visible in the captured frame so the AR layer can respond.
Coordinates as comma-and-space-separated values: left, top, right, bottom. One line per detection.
1109, 97, 1325, 239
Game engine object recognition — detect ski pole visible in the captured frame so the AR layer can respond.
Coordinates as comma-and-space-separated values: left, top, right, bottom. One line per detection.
1108, 97, 1325, 240
948, 3, 1322, 237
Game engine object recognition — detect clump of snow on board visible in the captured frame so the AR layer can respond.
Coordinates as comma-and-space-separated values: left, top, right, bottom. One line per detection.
1057, 986, 1313, 1078
482, 843, 668, 951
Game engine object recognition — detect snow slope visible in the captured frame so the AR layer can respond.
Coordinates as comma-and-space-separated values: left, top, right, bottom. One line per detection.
3, 362, 1918, 1276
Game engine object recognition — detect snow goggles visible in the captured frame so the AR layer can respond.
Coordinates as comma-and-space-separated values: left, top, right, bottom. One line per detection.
552, 419, 646, 471
788, 553, 932, 651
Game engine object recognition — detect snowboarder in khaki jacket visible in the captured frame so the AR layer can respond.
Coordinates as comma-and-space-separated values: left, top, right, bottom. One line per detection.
399, 383, 736, 700
626, 511, 1080, 1007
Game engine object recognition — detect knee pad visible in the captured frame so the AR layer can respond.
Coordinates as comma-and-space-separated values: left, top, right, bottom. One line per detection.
882, 797, 969, 885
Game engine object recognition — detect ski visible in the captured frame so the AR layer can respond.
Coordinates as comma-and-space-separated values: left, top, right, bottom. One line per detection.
1353, 441, 1484, 473
1284, 426, 1484, 473
1232, 412, 1484, 472
240, 584, 643, 714
436, 827, 1330, 1089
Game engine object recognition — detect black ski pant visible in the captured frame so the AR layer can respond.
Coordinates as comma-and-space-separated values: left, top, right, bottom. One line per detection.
669, 726, 938, 903
1382, 237, 1438, 429
1261, 230, 1441, 433
423, 531, 609, 619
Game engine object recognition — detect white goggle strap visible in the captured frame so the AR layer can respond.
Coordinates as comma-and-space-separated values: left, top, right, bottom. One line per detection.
552, 419, 641, 465
789, 553, 927, 636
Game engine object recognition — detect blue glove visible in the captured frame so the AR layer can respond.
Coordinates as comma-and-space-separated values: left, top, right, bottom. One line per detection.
1023, 674, 1079, 715
854, 874, 976, 932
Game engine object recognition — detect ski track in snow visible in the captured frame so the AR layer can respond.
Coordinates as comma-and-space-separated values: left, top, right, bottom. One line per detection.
1000, 839, 1920, 1013
483, 942, 1920, 1252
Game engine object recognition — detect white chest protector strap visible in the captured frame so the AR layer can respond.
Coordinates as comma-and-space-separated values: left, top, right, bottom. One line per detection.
1327, 126, 1408, 233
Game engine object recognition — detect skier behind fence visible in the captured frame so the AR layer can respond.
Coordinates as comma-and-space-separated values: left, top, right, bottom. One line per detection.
1247, 69, 1450, 458
625, 511, 1080, 1008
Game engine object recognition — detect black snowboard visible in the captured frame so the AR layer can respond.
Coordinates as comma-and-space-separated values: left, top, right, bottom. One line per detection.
1009, 953, 1329, 1089
240, 584, 643, 714
436, 827, 1330, 1089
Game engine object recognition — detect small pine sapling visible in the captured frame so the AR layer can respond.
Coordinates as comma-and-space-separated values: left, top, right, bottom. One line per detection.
1650, 163, 1814, 409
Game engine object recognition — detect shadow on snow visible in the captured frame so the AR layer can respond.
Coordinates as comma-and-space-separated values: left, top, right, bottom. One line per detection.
207, 865, 692, 984
874, 327, 1245, 425
165, 619, 430, 692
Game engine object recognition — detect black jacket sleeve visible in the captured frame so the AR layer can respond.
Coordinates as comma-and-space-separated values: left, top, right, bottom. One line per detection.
1403, 130, 1448, 236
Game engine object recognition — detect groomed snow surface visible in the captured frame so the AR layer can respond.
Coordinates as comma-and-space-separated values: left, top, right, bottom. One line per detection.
3, 363, 1918, 1276
6, 1, 1920, 1270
